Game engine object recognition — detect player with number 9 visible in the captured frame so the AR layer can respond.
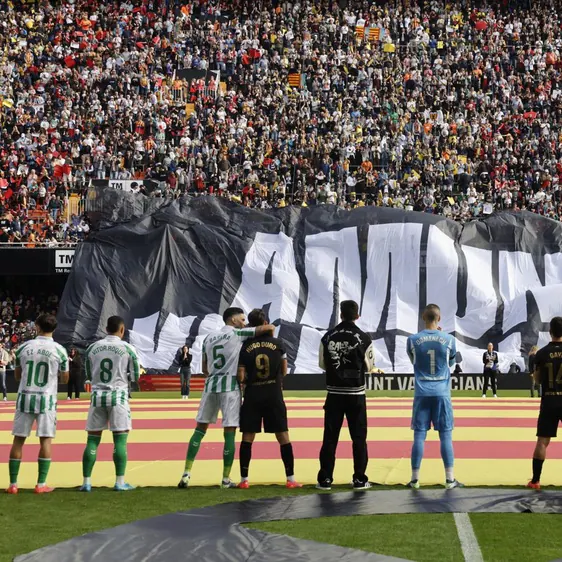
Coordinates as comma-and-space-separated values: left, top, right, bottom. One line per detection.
80, 316, 140, 492
406, 304, 462, 489
7, 314, 69, 494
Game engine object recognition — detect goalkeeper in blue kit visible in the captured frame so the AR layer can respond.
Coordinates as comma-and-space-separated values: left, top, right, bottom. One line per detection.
406, 304, 463, 489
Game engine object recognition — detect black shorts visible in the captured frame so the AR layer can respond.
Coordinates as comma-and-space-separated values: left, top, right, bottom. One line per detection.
240, 394, 288, 434
537, 401, 562, 437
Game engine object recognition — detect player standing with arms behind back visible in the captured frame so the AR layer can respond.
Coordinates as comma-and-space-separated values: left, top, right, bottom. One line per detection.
527, 317, 562, 489
80, 316, 140, 492
178, 308, 275, 489
406, 304, 462, 489
7, 314, 69, 494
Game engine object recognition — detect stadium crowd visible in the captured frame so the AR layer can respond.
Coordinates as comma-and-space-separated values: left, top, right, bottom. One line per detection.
1, 0, 562, 233
0, 291, 60, 353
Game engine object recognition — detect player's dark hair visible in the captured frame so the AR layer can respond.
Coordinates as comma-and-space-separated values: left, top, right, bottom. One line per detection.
248, 309, 268, 327
340, 300, 359, 322
106, 315, 125, 334
423, 304, 441, 323
550, 317, 562, 339
36, 313, 57, 334
223, 307, 244, 323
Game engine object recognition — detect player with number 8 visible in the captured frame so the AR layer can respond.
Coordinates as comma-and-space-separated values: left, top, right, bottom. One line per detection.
80, 316, 140, 492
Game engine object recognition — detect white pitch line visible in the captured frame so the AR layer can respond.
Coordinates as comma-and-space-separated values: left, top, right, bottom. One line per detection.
453, 512, 484, 562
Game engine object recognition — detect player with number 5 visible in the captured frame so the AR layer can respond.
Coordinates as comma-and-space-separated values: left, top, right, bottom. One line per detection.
406, 304, 462, 490
7, 314, 69, 494
80, 316, 140, 492
178, 308, 275, 489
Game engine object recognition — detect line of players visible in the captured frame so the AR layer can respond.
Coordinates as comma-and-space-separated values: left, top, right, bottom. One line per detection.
6, 306, 562, 493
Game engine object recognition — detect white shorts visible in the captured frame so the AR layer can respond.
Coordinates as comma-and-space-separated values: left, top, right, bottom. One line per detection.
195, 390, 241, 427
86, 403, 132, 432
12, 410, 57, 438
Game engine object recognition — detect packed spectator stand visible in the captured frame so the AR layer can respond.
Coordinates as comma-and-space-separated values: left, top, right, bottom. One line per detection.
0, 0, 561, 241
0, 291, 60, 355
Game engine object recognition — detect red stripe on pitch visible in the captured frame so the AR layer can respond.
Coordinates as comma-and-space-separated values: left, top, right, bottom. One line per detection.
2, 440, 554, 462
37, 405, 543, 414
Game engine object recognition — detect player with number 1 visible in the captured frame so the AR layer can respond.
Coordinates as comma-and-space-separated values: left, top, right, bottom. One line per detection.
406, 304, 462, 489
80, 316, 140, 492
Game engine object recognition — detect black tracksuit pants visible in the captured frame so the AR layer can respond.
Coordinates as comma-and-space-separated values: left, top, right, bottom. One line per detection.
483, 368, 497, 395
318, 393, 368, 484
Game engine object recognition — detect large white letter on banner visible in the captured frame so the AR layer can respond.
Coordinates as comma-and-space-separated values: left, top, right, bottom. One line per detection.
300, 228, 362, 328
499, 251, 541, 332
426, 226, 458, 333
360, 223, 422, 334
230, 232, 300, 323
456, 246, 496, 339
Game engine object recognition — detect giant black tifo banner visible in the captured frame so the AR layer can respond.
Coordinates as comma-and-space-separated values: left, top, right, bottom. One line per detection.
56, 196, 562, 375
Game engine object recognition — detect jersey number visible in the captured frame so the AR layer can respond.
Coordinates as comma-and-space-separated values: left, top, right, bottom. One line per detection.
25, 361, 49, 387
100, 358, 113, 383
255, 354, 270, 379
546, 363, 562, 388
212, 345, 225, 370
426, 350, 436, 376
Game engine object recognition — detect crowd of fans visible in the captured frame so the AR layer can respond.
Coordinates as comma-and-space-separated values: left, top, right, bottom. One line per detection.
1, 0, 562, 235
0, 292, 60, 353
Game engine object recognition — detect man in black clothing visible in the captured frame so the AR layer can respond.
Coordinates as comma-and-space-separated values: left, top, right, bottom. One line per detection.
236, 309, 301, 489
67, 348, 83, 400
175, 345, 192, 400
527, 317, 562, 489
481, 343, 499, 398
317, 300, 375, 491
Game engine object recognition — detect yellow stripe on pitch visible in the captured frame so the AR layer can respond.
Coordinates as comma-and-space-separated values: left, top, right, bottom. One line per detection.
0, 426, 540, 445
3, 458, 561, 489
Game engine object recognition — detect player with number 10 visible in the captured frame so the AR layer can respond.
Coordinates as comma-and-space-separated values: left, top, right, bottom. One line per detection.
80, 316, 140, 492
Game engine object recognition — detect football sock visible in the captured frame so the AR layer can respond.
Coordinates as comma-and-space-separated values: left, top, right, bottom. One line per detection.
9, 458, 20, 486
82, 434, 101, 478
112, 432, 128, 478
411, 430, 427, 474
280, 443, 295, 477
532, 457, 544, 483
184, 429, 206, 473
411, 469, 420, 482
223, 431, 236, 479
37, 458, 51, 485
439, 430, 455, 478
240, 441, 252, 479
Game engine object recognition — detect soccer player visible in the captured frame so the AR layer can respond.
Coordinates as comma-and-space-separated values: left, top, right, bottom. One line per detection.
236, 309, 301, 489
317, 300, 375, 491
7, 314, 69, 494
178, 307, 275, 489
527, 317, 562, 489
80, 316, 140, 492
406, 304, 462, 489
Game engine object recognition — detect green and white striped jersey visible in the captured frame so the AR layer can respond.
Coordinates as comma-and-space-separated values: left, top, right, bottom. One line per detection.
15, 336, 68, 414
202, 326, 256, 393
85, 336, 140, 407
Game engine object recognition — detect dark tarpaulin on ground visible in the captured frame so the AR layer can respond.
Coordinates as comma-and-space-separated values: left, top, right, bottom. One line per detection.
15, 489, 562, 562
